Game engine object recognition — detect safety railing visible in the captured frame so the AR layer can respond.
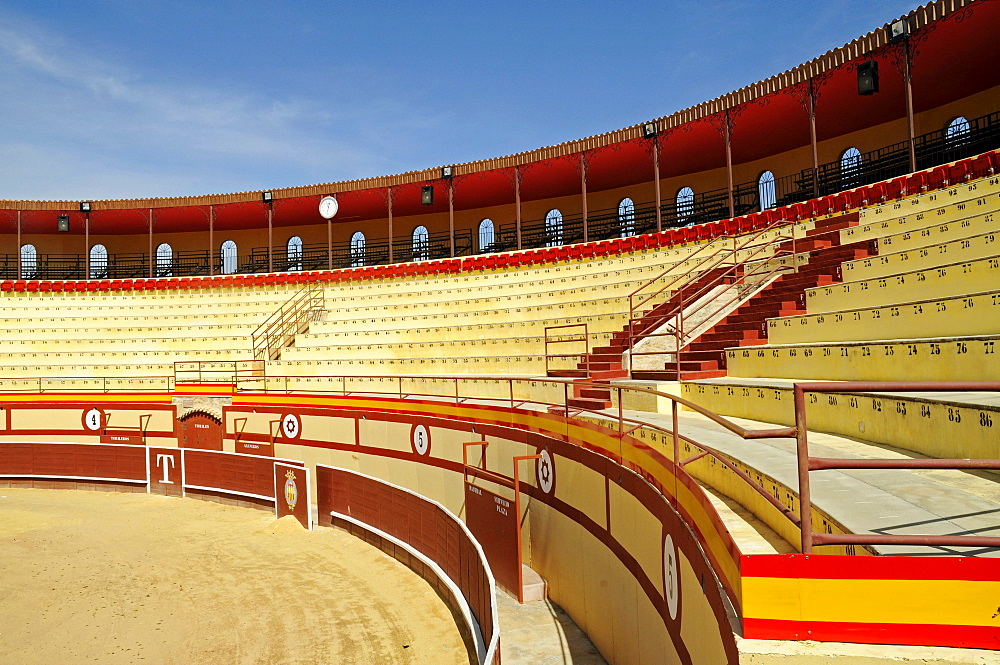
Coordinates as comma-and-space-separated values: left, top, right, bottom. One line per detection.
230, 373, 999, 556
543, 323, 589, 377
251, 284, 325, 361
174, 360, 265, 385
793, 382, 1000, 554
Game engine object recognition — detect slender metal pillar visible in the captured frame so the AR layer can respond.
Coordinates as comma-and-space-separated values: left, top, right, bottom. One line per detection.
808, 78, 820, 198
448, 179, 455, 257
515, 165, 522, 250
724, 109, 735, 219
580, 152, 589, 243
903, 39, 917, 173
208, 205, 215, 276
653, 138, 662, 232
148, 209, 154, 278
84, 211, 90, 279
16, 210, 21, 278
267, 202, 274, 272
387, 187, 394, 263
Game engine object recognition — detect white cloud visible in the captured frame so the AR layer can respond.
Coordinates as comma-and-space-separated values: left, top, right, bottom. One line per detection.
0, 11, 428, 200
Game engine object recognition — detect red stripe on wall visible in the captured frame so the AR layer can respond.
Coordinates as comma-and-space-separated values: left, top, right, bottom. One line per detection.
744, 617, 1000, 650
741, 553, 1000, 582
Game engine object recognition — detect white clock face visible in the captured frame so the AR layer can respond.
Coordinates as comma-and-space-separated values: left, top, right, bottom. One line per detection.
319, 196, 339, 219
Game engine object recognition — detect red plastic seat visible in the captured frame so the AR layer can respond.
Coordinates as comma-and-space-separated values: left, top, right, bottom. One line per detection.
26, 281, 39, 292
925, 165, 949, 190
12, 281, 26, 293
970, 153, 996, 179
905, 172, 927, 194
947, 162, 971, 184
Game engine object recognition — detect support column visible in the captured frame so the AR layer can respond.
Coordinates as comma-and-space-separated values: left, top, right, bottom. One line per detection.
903, 39, 917, 173
148, 209, 154, 278
84, 211, 90, 279
724, 109, 735, 220
515, 165, 522, 250
580, 153, 589, 243
387, 187, 394, 264
208, 205, 215, 276
448, 179, 455, 257
327, 213, 333, 270
808, 78, 820, 198
653, 139, 662, 233
267, 202, 274, 272
16, 210, 21, 278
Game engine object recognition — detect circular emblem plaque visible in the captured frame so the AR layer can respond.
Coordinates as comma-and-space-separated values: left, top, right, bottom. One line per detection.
280, 413, 301, 440
411, 424, 430, 455
536, 449, 555, 494
663, 534, 679, 621
83, 408, 104, 432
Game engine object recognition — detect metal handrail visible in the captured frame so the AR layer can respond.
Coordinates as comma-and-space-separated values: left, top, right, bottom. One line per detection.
251, 284, 325, 361
543, 323, 589, 377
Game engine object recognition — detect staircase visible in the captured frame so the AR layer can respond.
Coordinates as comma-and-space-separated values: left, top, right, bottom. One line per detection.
632, 220, 870, 381
561, 216, 867, 409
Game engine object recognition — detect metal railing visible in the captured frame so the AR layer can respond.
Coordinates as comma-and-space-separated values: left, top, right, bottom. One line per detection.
251, 285, 326, 361
174, 360, 265, 385
543, 323, 590, 377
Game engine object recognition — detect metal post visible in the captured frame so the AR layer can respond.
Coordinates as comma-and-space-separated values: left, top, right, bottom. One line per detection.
148, 209, 154, 278
16, 210, 21, 278
808, 79, 819, 198
209, 205, 215, 276
267, 202, 274, 273
903, 39, 917, 173
84, 210, 90, 279
724, 109, 735, 220
794, 385, 813, 554
387, 187, 394, 264
653, 138, 662, 233
448, 179, 455, 258
514, 165, 522, 251
580, 152, 589, 243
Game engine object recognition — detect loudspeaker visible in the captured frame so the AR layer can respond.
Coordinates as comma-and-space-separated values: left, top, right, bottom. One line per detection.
57, 215, 70, 232
857, 61, 879, 95
421, 185, 434, 205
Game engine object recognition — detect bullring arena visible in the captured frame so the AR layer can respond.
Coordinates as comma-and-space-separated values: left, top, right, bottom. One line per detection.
1, 1, 1000, 664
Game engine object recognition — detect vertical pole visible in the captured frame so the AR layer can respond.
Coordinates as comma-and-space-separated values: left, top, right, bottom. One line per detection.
724, 109, 735, 220
653, 138, 662, 233
387, 187, 394, 263
327, 214, 333, 270
448, 179, 455, 257
580, 152, 589, 243
267, 202, 274, 272
16, 210, 21, 278
794, 385, 813, 554
209, 205, 215, 276
515, 165, 522, 250
903, 39, 917, 173
148, 209, 154, 278
84, 211, 90, 279
808, 79, 820, 198
671, 400, 679, 509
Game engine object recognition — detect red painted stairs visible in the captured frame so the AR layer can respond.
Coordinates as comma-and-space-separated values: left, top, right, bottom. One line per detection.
564, 215, 867, 409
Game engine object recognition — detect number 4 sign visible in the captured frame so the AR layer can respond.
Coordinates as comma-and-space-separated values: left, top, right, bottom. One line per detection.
82, 408, 105, 432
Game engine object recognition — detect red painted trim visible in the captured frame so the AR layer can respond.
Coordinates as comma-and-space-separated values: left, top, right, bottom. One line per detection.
744, 617, 1000, 650
742, 553, 1000, 582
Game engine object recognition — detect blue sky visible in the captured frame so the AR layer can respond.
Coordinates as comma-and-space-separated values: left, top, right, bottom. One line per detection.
0, 1, 918, 201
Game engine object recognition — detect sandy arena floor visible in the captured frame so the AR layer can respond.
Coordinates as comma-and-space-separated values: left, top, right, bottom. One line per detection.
0, 488, 469, 665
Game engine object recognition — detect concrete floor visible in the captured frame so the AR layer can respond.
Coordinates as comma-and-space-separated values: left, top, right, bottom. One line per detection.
495, 592, 607, 665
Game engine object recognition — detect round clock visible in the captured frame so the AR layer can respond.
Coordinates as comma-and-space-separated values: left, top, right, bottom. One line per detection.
318, 196, 339, 220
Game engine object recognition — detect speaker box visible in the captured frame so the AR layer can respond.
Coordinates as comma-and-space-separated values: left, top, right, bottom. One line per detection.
57, 215, 70, 232
421, 185, 434, 205
858, 61, 879, 95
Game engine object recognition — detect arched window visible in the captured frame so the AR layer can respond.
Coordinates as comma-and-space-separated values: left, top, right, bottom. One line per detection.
545, 209, 563, 247
412, 225, 429, 262
286, 236, 302, 271
20, 244, 36, 279
758, 171, 776, 211
676, 187, 694, 223
350, 232, 366, 267
945, 116, 971, 147
155, 242, 173, 277
479, 218, 495, 252
618, 198, 635, 238
220, 240, 237, 275
89, 244, 108, 279
841, 147, 862, 178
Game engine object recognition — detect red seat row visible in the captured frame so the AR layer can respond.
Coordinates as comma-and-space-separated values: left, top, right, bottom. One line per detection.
4, 151, 996, 294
